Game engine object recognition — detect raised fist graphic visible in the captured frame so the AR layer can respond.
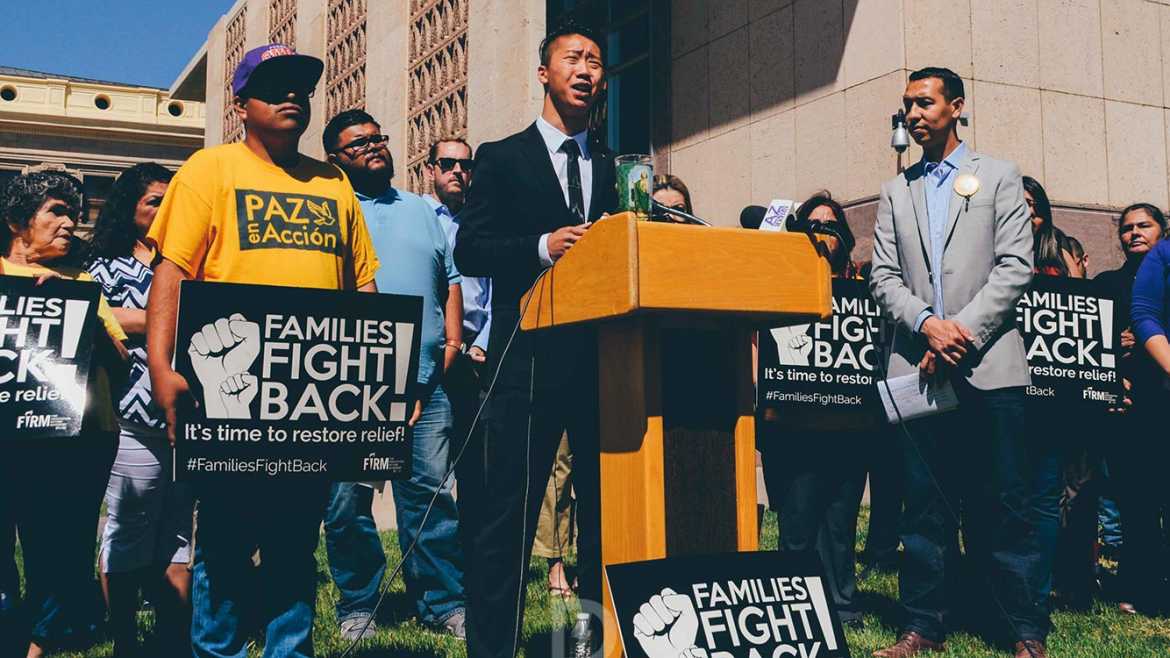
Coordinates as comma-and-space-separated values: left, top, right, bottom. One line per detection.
632, 588, 707, 658
188, 313, 261, 419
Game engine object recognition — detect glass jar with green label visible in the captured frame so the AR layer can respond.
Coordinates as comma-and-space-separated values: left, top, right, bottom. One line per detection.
615, 154, 653, 220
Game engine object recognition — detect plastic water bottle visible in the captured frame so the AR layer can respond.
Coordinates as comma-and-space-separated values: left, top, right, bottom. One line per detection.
571, 612, 592, 658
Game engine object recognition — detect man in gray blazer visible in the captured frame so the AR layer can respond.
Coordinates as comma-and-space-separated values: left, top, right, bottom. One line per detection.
869, 67, 1048, 658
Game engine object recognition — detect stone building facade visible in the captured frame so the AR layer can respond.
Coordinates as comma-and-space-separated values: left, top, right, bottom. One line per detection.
0, 66, 205, 227
177, 0, 544, 197
177, 0, 1170, 273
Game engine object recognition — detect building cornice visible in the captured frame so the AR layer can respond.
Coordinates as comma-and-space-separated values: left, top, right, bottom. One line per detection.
0, 72, 206, 133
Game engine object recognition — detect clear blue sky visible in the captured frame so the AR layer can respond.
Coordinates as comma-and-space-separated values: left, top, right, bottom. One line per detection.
0, 1, 236, 88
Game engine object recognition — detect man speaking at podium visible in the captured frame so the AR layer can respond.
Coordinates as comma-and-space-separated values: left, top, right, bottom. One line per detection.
454, 20, 617, 658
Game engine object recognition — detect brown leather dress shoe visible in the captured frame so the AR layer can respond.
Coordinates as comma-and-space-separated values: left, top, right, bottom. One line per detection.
1014, 640, 1048, 658
872, 632, 945, 657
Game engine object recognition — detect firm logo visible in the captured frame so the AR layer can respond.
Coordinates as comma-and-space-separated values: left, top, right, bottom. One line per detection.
234, 189, 342, 255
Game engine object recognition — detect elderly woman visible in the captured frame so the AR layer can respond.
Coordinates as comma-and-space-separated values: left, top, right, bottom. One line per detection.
0, 171, 127, 658
1097, 203, 1167, 615
87, 163, 192, 657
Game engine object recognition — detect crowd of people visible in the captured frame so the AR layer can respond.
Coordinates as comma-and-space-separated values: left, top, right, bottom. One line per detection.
0, 19, 1167, 658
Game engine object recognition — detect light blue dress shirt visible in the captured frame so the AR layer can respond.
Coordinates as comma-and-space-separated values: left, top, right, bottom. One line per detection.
914, 142, 968, 332
358, 187, 461, 387
426, 195, 492, 353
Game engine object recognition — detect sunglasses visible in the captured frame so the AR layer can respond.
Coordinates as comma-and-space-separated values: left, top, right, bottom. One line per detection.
431, 157, 474, 173
243, 83, 315, 105
334, 134, 389, 154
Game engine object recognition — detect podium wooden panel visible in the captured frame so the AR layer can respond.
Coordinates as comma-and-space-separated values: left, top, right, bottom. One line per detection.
520, 213, 831, 657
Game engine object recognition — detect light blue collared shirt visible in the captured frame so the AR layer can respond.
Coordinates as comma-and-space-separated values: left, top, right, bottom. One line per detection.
914, 141, 968, 332
426, 195, 492, 353
358, 187, 461, 387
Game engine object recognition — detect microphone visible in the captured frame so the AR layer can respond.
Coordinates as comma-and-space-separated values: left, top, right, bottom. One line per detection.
651, 200, 712, 226
740, 205, 766, 230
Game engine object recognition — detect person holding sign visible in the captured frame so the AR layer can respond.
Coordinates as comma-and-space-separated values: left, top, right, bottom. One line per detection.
86, 163, 195, 658
1124, 227, 1170, 616
869, 68, 1047, 658
1021, 177, 1105, 613
759, 193, 872, 629
145, 44, 380, 658
1095, 203, 1166, 615
322, 109, 467, 639
0, 171, 129, 658
453, 20, 617, 658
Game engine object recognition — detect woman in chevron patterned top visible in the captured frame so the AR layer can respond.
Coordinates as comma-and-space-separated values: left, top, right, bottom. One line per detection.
87, 163, 193, 658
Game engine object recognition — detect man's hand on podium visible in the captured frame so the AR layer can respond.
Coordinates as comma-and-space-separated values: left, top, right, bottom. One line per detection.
548, 223, 590, 261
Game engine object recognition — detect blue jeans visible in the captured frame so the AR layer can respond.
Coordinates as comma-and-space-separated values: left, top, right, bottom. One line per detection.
191, 481, 329, 658
1026, 420, 1062, 606
1099, 497, 1122, 547
899, 383, 1047, 643
391, 384, 465, 624
324, 483, 386, 622
1098, 458, 1122, 548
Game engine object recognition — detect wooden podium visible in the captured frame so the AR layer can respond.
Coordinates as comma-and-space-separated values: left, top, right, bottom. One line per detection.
520, 213, 832, 657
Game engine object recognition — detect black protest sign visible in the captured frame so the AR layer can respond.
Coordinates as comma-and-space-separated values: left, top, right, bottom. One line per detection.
1016, 275, 1121, 407
607, 551, 850, 658
0, 275, 100, 439
174, 281, 422, 481
757, 278, 888, 430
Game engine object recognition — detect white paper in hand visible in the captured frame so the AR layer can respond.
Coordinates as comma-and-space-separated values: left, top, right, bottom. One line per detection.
878, 373, 959, 423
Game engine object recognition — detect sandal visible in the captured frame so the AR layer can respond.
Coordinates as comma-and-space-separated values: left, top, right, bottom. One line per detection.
547, 560, 574, 599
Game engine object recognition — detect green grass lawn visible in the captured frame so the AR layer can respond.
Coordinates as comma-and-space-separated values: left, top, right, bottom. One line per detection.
24, 508, 1170, 657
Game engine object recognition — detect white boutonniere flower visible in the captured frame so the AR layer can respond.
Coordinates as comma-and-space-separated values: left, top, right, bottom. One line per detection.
954, 174, 980, 210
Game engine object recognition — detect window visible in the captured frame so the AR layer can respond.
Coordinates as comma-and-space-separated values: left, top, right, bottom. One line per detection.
547, 0, 653, 156
83, 175, 115, 226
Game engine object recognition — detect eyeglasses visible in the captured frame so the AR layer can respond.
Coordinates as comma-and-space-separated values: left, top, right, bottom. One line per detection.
334, 134, 388, 154
430, 157, 474, 173
243, 83, 315, 105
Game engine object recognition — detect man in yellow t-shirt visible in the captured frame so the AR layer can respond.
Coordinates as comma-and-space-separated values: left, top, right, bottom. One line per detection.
145, 44, 379, 658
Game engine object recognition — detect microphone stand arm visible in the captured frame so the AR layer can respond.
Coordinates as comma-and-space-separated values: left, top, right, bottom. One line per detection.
650, 201, 712, 227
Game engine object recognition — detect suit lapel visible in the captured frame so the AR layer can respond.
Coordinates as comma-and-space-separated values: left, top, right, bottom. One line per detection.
517, 123, 571, 220
943, 150, 980, 252
907, 164, 932, 267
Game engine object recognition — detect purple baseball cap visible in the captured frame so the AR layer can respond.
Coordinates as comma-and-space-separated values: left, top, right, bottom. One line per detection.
232, 44, 324, 98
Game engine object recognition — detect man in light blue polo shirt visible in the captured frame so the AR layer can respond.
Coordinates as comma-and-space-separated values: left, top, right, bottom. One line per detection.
321, 109, 467, 640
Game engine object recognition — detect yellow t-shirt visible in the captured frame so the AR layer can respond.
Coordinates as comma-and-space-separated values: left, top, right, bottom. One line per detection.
148, 142, 379, 289
1, 259, 127, 433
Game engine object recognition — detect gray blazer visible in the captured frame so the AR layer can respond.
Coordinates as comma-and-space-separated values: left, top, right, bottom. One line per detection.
869, 147, 1034, 390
